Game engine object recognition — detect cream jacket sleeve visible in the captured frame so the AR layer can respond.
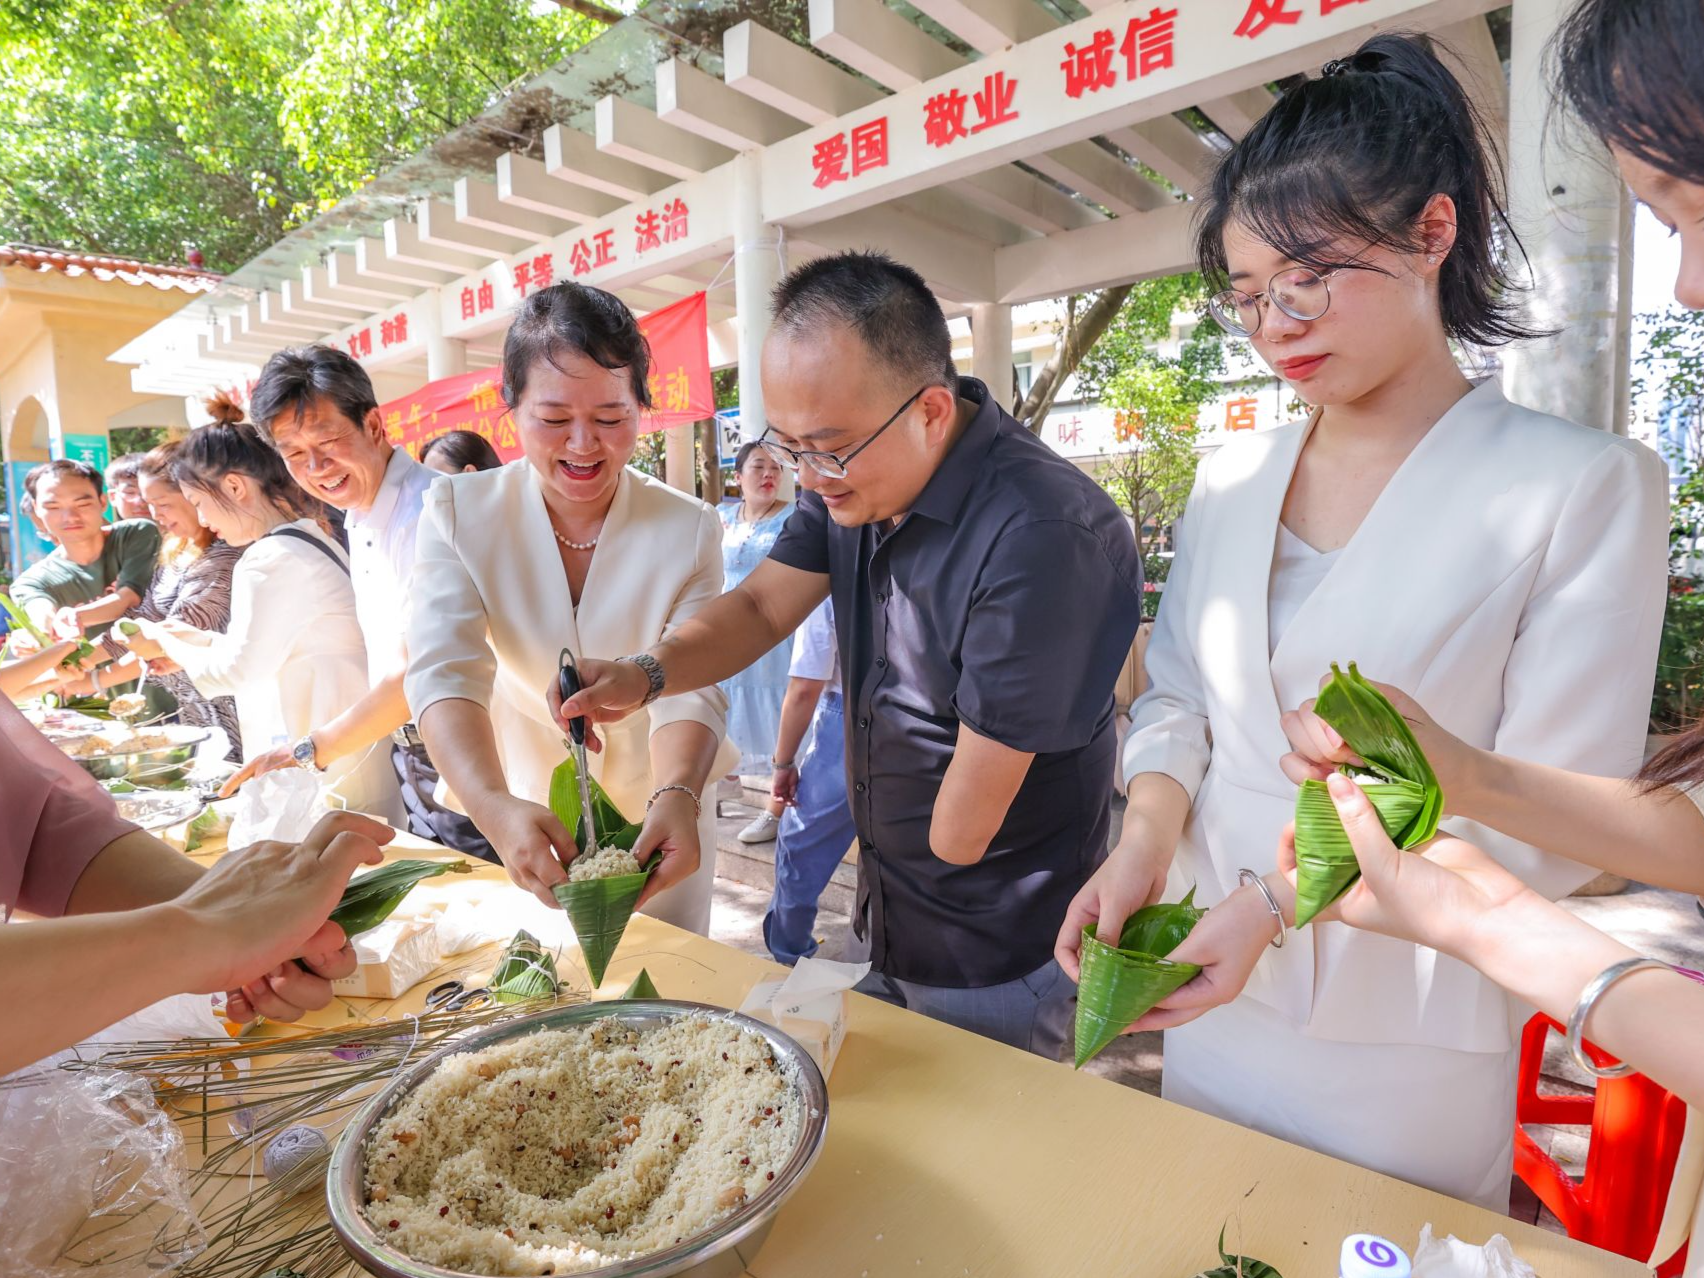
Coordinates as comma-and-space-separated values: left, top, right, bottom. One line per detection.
403, 481, 498, 720
644, 501, 730, 742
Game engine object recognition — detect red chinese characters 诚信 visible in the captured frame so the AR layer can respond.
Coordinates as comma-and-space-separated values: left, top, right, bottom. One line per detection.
1061, 8, 1177, 99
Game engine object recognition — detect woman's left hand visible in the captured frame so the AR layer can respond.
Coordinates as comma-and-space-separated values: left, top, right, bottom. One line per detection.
633, 788, 701, 908
1122, 883, 1282, 1033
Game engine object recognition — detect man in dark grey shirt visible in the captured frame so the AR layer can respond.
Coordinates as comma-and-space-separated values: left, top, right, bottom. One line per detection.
557, 252, 1143, 1058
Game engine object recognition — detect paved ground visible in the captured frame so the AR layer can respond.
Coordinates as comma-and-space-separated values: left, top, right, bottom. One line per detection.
704, 780, 1703, 1235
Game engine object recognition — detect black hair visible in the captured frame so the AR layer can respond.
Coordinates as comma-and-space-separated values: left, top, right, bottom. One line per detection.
248, 344, 380, 442
106, 453, 146, 486
25, 458, 102, 499
733, 440, 769, 473
1553, 0, 1704, 188
173, 391, 325, 526
420, 429, 504, 473
502, 282, 652, 411
1196, 32, 1540, 348
770, 251, 958, 392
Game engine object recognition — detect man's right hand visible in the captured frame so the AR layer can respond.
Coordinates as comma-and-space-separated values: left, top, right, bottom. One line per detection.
1053, 821, 1176, 981
471, 792, 578, 908
547, 657, 651, 752
771, 763, 801, 807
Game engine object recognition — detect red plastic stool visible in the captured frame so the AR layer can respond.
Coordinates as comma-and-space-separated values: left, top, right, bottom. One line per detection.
1513, 1013, 1690, 1273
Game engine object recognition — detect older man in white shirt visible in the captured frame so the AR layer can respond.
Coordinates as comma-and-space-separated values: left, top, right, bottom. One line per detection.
221, 346, 493, 858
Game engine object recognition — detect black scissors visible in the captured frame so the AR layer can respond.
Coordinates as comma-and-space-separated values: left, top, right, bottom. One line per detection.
424, 980, 491, 1011
556, 647, 598, 851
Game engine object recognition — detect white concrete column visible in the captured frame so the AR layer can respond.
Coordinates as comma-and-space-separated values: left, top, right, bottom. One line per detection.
970, 302, 1014, 407
733, 149, 788, 495
1501, 0, 1633, 433
663, 422, 696, 494
420, 301, 469, 381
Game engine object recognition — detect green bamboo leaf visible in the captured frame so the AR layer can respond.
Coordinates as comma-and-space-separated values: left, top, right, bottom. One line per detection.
328, 858, 470, 939
1073, 889, 1205, 1068
553, 861, 656, 987
620, 967, 660, 1000
489, 929, 560, 1004
1291, 663, 1445, 927
1193, 1224, 1284, 1278
547, 756, 644, 853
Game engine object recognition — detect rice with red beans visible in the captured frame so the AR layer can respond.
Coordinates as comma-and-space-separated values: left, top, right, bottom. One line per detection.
362, 1015, 802, 1275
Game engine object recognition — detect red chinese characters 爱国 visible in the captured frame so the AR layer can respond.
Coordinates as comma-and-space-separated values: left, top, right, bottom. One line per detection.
1235, 0, 1303, 38
813, 119, 889, 186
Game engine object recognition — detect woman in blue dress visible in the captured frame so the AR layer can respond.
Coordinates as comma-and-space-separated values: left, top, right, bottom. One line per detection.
718, 442, 795, 843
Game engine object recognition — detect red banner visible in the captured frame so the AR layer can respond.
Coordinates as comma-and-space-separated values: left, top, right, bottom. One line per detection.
380, 292, 714, 462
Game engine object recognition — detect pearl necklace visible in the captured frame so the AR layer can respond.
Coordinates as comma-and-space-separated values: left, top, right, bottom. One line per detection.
551, 525, 599, 552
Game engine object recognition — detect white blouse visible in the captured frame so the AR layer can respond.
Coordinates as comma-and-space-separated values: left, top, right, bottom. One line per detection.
156, 520, 402, 821
1268, 524, 1341, 656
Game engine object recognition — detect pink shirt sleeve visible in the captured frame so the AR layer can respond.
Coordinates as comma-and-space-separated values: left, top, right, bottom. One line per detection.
1, 699, 140, 920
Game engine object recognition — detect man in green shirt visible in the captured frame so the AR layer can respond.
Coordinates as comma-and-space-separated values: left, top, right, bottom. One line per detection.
12, 459, 160, 641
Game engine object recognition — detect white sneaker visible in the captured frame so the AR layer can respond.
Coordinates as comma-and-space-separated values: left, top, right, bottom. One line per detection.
737, 811, 779, 844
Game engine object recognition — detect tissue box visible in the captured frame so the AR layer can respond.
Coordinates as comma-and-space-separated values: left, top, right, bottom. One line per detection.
331, 917, 440, 998
737, 956, 869, 1078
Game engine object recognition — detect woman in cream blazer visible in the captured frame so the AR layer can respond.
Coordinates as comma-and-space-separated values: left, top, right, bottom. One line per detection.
405, 283, 736, 936
1058, 35, 1669, 1211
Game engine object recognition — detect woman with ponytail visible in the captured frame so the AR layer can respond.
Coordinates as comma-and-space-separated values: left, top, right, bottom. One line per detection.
1057, 32, 1669, 1207
123, 394, 400, 820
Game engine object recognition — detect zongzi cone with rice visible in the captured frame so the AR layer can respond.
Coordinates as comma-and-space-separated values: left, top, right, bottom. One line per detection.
1073, 888, 1206, 1068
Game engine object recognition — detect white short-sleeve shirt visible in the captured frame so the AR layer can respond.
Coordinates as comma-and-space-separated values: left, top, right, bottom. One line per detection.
344, 448, 436, 688
789, 597, 838, 686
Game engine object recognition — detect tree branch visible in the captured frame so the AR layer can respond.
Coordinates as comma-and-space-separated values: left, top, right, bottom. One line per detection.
546, 0, 623, 25
1015, 285, 1133, 433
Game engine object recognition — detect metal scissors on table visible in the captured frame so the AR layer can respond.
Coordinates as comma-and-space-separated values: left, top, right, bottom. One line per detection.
556, 647, 599, 854
424, 980, 491, 1012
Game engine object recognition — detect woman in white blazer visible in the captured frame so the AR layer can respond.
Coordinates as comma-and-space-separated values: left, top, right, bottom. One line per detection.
406, 283, 735, 936
135, 398, 401, 822
1056, 35, 1669, 1209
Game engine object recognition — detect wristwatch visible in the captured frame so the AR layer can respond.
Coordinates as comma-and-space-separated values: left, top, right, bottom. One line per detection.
620, 652, 667, 706
291, 734, 325, 773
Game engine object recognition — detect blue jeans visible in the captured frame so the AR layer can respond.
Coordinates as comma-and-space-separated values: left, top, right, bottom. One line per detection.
762, 693, 854, 965
853, 959, 1074, 1061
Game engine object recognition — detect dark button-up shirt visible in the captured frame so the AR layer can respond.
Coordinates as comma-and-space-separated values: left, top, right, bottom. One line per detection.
768, 377, 1143, 987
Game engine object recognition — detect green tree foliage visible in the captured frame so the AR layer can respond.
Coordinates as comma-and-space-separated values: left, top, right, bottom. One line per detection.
0, 0, 602, 271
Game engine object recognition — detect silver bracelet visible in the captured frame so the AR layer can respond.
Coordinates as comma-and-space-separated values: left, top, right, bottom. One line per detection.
645, 784, 701, 818
1237, 869, 1285, 949
1566, 956, 1672, 1078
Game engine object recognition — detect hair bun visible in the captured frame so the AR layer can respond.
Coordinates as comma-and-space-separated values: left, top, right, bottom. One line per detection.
202, 389, 247, 427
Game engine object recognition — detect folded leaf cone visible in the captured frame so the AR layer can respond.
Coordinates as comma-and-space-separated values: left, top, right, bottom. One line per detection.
548, 756, 643, 854
548, 757, 653, 986
1073, 888, 1206, 1069
620, 967, 661, 1000
1291, 662, 1444, 927
490, 929, 561, 1004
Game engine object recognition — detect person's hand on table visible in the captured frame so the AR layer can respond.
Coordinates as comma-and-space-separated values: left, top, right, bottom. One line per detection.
547, 657, 652, 754
162, 811, 394, 1023
470, 791, 575, 908
633, 788, 701, 908
770, 763, 800, 807
1054, 818, 1175, 981
1279, 675, 1477, 800
1276, 771, 1530, 959
1122, 881, 1282, 1032
219, 743, 302, 799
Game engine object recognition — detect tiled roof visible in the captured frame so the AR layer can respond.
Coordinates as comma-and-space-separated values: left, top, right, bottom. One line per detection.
0, 244, 221, 294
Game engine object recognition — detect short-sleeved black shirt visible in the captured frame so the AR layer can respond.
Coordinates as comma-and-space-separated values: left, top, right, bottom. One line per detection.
768, 377, 1144, 987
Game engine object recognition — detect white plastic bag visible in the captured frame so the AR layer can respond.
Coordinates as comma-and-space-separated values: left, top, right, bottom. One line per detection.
227, 764, 324, 846
0, 1068, 207, 1276
1412, 1224, 1537, 1278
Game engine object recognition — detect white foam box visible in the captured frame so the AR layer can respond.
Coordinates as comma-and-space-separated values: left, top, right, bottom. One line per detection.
331, 917, 441, 998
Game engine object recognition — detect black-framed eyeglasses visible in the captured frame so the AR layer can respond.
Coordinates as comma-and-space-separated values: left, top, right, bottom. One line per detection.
758, 387, 927, 480
1207, 267, 1343, 338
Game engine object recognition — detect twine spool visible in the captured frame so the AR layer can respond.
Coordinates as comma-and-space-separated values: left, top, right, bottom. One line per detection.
263, 1123, 330, 1185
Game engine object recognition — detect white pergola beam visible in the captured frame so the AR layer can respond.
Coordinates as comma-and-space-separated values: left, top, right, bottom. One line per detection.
1104, 117, 1221, 196
541, 125, 671, 201
595, 96, 737, 181
1027, 140, 1173, 214
1197, 87, 1279, 140
416, 199, 531, 261
995, 199, 1195, 304
808, 0, 964, 91
383, 219, 489, 274
300, 262, 398, 313
722, 21, 884, 127
804, 203, 998, 302
906, 0, 1055, 55
213, 316, 284, 360
1076, 0, 1118, 10
324, 251, 418, 301
278, 277, 369, 324
656, 57, 802, 151
456, 177, 575, 240
355, 235, 461, 287
958, 166, 1104, 235
244, 298, 329, 342
496, 152, 622, 224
